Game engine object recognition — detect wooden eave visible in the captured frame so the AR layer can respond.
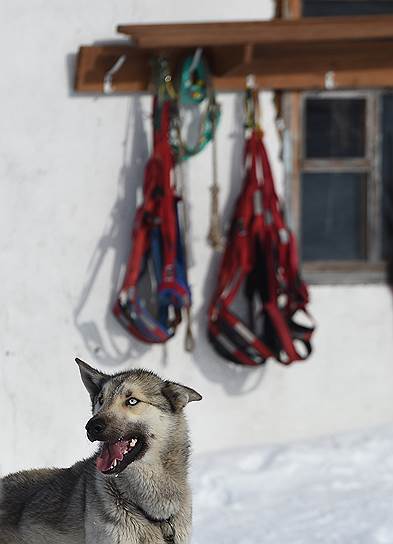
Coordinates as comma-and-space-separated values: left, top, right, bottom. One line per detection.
74, 15, 393, 93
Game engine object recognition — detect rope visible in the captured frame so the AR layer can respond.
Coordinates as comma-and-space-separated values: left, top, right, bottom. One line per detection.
207, 101, 224, 251
244, 74, 262, 135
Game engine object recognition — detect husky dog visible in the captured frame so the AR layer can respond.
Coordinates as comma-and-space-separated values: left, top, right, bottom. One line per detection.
0, 358, 202, 544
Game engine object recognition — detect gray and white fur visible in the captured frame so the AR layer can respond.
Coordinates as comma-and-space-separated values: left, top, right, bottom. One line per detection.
0, 358, 202, 544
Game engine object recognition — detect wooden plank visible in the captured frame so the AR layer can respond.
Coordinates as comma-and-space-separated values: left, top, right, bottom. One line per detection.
303, 261, 386, 285
117, 15, 393, 48
208, 45, 249, 77
231, 40, 393, 75
75, 40, 393, 93
303, 260, 386, 272
212, 38, 393, 89
219, 38, 393, 88
75, 45, 151, 93
209, 69, 393, 91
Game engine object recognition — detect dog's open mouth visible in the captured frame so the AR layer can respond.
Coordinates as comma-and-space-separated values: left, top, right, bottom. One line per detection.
96, 436, 146, 475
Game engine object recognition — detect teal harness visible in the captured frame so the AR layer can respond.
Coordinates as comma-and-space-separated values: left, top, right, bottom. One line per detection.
169, 54, 221, 161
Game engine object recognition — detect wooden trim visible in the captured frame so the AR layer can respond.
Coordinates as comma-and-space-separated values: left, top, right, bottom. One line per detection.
303, 261, 386, 285
290, 90, 384, 281
75, 14, 393, 94
286, 93, 301, 236
285, 0, 302, 19
367, 92, 382, 262
302, 159, 370, 172
75, 40, 393, 93
117, 15, 393, 48
303, 260, 386, 272
362, 92, 375, 262
276, 0, 284, 19
75, 45, 151, 93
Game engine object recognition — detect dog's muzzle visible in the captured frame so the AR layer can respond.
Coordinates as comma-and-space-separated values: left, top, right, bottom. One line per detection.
85, 416, 106, 442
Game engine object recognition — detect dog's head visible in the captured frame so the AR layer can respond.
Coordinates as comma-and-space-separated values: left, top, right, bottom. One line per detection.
76, 358, 202, 476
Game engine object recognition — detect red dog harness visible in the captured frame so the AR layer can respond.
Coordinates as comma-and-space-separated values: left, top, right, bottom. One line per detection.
208, 127, 315, 366
113, 99, 191, 343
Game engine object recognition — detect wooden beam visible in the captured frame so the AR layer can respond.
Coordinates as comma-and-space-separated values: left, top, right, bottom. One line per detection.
75, 45, 151, 93
75, 40, 393, 93
207, 45, 254, 77
211, 69, 393, 91
117, 15, 393, 48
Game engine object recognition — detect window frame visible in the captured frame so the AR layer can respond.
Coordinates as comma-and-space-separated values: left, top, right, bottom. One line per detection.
283, 89, 386, 284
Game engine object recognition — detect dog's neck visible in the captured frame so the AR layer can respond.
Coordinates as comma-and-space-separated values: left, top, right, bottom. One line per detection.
101, 416, 190, 521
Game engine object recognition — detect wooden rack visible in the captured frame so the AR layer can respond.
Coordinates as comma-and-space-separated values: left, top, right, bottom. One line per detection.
75, 15, 393, 93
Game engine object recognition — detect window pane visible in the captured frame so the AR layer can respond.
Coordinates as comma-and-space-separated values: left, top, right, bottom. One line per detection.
301, 172, 366, 261
303, 1, 393, 17
305, 98, 366, 159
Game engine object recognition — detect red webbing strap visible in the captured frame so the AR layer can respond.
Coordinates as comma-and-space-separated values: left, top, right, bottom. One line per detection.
119, 165, 159, 296
210, 133, 261, 312
220, 307, 273, 360
254, 132, 312, 363
113, 300, 169, 343
155, 101, 178, 291
114, 98, 189, 345
208, 322, 261, 367
209, 228, 248, 314
118, 100, 176, 299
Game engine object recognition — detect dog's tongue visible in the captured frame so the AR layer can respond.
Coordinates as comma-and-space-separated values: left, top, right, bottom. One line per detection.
96, 441, 128, 473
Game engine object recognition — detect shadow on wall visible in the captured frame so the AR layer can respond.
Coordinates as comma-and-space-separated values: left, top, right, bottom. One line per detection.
191, 93, 267, 395
72, 86, 267, 393
73, 96, 150, 368
66, 54, 77, 97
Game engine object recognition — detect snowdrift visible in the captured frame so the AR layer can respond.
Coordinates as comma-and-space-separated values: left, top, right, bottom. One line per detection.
192, 425, 393, 543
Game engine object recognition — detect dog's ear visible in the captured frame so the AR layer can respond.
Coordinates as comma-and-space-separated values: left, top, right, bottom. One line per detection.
75, 358, 109, 401
162, 381, 202, 413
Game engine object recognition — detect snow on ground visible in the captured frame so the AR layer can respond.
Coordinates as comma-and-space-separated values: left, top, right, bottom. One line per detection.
192, 425, 393, 544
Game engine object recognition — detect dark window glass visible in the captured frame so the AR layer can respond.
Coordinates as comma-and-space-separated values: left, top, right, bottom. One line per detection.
305, 98, 366, 159
303, 1, 393, 17
301, 172, 366, 261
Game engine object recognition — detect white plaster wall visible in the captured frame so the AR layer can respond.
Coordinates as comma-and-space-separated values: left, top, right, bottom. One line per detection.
1, 0, 393, 477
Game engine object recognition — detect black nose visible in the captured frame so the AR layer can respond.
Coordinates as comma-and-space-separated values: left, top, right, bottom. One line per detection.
85, 417, 106, 442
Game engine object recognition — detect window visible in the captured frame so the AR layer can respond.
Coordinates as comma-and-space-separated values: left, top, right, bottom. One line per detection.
279, 0, 393, 283
284, 90, 390, 283
301, 92, 376, 266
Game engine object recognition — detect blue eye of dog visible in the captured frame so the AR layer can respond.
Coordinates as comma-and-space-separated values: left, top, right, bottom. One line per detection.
126, 397, 139, 407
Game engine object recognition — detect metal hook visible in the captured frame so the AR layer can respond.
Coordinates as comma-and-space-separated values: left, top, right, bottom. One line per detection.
189, 47, 203, 75
246, 73, 257, 89
245, 74, 261, 131
324, 70, 336, 90
103, 55, 127, 95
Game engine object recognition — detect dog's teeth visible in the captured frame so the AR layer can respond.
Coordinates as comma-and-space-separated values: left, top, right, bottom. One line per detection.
129, 438, 137, 448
